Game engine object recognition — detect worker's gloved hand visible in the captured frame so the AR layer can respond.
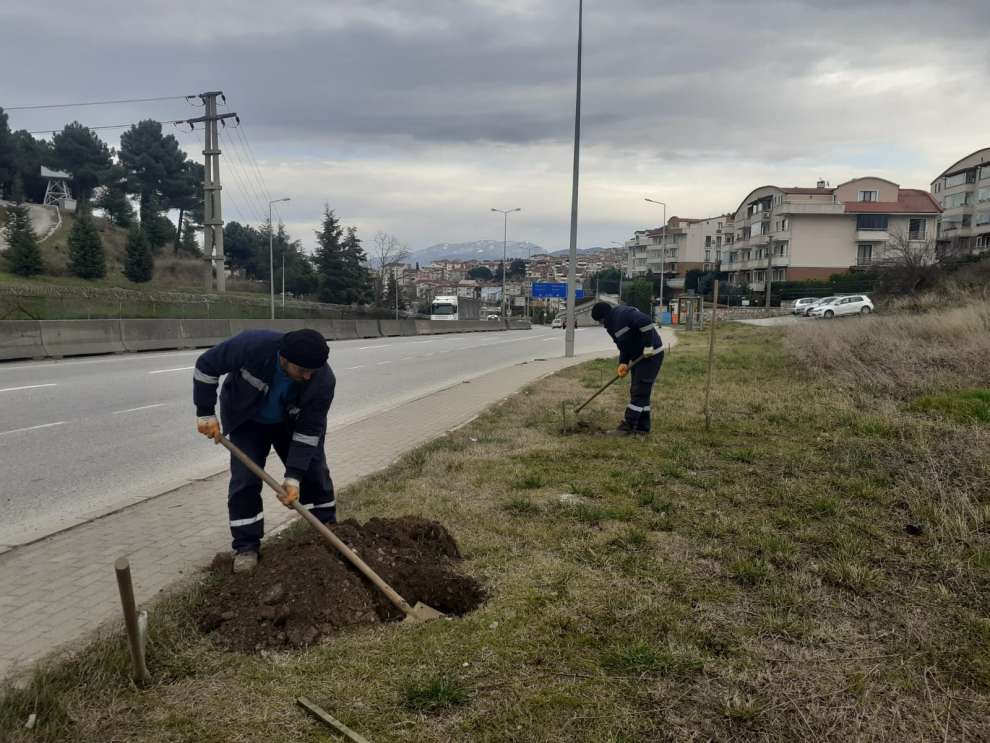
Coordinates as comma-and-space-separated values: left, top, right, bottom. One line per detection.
196, 415, 221, 443
617, 363, 629, 378
279, 479, 300, 508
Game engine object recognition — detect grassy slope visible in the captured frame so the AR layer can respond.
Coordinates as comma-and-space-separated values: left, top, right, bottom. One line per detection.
1, 311, 988, 741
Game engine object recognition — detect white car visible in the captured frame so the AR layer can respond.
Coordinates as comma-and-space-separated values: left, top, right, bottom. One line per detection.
550, 317, 564, 329
487, 314, 501, 321
809, 295, 874, 319
791, 297, 818, 315
800, 296, 838, 316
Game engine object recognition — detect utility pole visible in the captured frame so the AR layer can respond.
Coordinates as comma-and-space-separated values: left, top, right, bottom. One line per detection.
564, 0, 583, 357
180, 92, 238, 293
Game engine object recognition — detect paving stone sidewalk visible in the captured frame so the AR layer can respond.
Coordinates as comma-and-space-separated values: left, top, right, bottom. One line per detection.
0, 348, 636, 681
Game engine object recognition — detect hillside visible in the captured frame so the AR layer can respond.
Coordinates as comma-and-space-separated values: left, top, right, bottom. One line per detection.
411, 240, 545, 265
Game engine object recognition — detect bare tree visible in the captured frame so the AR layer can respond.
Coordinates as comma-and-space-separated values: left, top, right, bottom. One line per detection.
371, 231, 411, 305
879, 229, 939, 293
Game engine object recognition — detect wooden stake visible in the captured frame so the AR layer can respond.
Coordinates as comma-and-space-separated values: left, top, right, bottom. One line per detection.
297, 697, 373, 743
114, 557, 151, 687
703, 281, 719, 431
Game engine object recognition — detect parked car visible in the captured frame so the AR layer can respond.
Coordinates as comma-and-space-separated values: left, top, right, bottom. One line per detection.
550, 317, 564, 329
801, 296, 839, 316
791, 297, 818, 315
486, 314, 501, 321
809, 295, 874, 318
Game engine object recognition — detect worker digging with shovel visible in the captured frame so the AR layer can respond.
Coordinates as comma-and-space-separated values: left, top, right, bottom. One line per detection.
590, 301, 663, 436
193, 328, 336, 574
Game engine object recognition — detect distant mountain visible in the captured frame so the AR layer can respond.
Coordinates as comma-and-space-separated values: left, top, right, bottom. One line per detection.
410, 240, 544, 265
410, 240, 616, 265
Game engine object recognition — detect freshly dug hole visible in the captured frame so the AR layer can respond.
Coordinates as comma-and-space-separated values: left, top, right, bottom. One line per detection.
198, 516, 484, 651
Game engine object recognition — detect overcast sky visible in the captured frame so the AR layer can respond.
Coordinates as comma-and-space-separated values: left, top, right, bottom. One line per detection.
3, 0, 989, 254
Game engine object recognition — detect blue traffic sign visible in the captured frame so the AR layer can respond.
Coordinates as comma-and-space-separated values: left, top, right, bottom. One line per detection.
532, 282, 585, 299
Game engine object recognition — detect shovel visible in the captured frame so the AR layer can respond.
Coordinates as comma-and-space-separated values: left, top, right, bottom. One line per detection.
574, 353, 646, 414
216, 434, 445, 624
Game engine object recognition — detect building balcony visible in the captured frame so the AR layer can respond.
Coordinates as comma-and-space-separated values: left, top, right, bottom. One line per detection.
775, 202, 845, 216
749, 234, 770, 246
855, 230, 888, 242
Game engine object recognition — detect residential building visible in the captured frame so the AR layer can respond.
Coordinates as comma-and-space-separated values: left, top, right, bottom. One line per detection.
930, 147, 990, 254
724, 177, 940, 290
623, 214, 732, 287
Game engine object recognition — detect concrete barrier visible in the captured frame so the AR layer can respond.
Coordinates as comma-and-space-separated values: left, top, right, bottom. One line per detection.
227, 319, 310, 336
509, 319, 532, 330
180, 319, 232, 348
0, 321, 47, 361
400, 320, 418, 336
40, 319, 125, 357
379, 320, 401, 337
354, 319, 381, 339
121, 319, 182, 352
326, 320, 358, 340
414, 319, 435, 335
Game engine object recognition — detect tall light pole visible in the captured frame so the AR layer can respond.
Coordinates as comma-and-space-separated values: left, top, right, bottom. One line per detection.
268, 197, 290, 320
564, 0, 583, 358
645, 198, 667, 315
491, 207, 521, 318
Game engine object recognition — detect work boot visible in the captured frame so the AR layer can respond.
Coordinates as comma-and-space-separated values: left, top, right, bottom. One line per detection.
605, 421, 635, 437
232, 550, 259, 575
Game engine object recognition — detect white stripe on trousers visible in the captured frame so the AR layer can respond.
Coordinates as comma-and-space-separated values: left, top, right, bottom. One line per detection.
230, 512, 264, 527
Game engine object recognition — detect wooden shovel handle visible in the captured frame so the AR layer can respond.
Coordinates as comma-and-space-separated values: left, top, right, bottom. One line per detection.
574, 353, 646, 414
216, 434, 418, 619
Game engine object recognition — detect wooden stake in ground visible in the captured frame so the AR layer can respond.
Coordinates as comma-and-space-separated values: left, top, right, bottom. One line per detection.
704, 280, 719, 431
114, 557, 151, 687
297, 697, 373, 743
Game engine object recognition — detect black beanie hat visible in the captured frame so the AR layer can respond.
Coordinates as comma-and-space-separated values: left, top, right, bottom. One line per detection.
280, 329, 329, 369
591, 302, 612, 322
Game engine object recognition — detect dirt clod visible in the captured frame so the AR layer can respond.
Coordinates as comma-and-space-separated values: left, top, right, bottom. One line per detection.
197, 516, 485, 651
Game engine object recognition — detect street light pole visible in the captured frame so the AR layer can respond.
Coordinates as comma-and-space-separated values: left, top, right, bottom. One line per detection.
565, 0, 583, 358
268, 197, 291, 320
491, 207, 521, 319
645, 198, 667, 315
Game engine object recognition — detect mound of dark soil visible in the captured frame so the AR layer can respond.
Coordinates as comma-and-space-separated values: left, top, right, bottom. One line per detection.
198, 516, 485, 651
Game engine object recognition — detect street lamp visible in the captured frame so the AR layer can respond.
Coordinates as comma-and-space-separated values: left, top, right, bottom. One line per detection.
564, 0, 584, 358
268, 197, 291, 320
644, 197, 667, 314
491, 207, 521, 319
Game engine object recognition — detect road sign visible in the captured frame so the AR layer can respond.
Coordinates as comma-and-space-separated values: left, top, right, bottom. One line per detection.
532, 282, 585, 299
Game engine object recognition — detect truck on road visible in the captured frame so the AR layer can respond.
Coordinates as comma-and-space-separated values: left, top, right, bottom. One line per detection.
430, 295, 481, 321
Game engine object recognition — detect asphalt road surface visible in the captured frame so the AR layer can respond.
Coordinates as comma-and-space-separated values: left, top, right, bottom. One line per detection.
0, 327, 614, 548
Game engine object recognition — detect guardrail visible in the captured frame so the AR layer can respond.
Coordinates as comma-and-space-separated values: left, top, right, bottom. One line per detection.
0, 317, 531, 361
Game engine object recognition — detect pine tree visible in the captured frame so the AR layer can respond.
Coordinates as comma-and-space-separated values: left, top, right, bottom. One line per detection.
67, 209, 106, 279
341, 226, 374, 304
385, 273, 407, 311
313, 206, 348, 303
123, 226, 154, 283
179, 217, 200, 256
3, 196, 44, 277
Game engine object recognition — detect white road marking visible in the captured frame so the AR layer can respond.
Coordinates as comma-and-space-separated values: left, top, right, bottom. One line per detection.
0, 421, 66, 437
0, 383, 57, 393
113, 403, 167, 415
358, 345, 388, 350
148, 366, 194, 375
376, 360, 390, 366
345, 365, 365, 370
400, 356, 413, 361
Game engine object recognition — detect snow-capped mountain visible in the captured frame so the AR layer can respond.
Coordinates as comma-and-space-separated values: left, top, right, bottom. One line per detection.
410, 240, 545, 265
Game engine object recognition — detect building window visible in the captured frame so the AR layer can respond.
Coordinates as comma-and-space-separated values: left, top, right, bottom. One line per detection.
981, 166, 990, 182
705, 236, 712, 247
858, 190, 879, 202
857, 243, 873, 265
705, 250, 711, 262
962, 214, 972, 228
943, 192, 973, 209
773, 268, 786, 281
975, 211, 990, 227
977, 234, 990, 249
717, 222, 723, 230
775, 242, 788, 256
946, 171, 977, 188
856, 214, 888, 231
781, 218, 789, 231
909, 219, 927, 240
977, 188, 990, 203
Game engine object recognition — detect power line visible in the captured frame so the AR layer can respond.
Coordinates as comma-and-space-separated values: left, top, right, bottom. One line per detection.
234, 123, 274, 204
5, 95, 199, 111
26, 119, 187, 135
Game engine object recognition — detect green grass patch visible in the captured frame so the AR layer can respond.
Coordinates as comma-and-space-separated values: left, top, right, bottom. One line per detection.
402, 674, 471, 713
913, 389, 990, 424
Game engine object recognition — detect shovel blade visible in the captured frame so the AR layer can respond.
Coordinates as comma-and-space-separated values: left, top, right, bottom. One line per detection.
402, 602, 446, 623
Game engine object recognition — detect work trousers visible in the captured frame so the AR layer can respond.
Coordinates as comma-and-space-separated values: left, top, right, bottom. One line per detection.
623, 353, 664, 432
227, 419, 336, 553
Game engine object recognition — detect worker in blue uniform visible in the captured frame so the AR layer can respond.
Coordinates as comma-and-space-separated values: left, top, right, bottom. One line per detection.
193, 328, 336, 573
590, 301, 664, 436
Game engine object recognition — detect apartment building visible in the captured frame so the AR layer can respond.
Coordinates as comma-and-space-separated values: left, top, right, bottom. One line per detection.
724, 177, 940, 290
930, 147, 990, 254
623, 214, 733, 286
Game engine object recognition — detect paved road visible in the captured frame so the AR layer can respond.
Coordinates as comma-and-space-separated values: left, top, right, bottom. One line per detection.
0, 327, 614, 549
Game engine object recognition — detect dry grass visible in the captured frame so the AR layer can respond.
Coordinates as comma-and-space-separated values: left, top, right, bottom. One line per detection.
785, 299, 990, 398
1, 318, 988, 741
